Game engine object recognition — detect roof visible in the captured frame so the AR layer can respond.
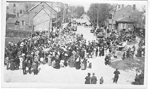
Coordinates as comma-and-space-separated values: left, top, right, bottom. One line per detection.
15, 2, 58, 26
6, 13, 16, 21
113, 5, 142, 23
116, 16, 134, 23
28, 2, 57, 19
29, 2, 57, 13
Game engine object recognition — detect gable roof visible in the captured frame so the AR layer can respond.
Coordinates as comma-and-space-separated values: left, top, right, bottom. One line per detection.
113, 5, 142, 23
29, 2, 57, 13
27, 2, 57, 19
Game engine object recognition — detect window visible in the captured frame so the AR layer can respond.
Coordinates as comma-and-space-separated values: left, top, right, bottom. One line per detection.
22, 20, 25, 26
17, 12, 19, 17
109, 14, 112, 19
20, 10, 22, 14
120, 23, 123, 29
13, 4, 16, 7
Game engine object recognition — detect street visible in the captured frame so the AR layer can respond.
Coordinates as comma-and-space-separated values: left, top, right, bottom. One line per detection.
76, 26, 96, 42
4, 24, 136, 84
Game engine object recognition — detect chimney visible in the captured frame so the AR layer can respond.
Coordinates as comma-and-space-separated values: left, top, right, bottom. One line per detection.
133, 4, 136, 10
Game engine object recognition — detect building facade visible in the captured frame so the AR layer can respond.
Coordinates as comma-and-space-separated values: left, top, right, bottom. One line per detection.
105, 4, 143, 31
6, 1, 64, 31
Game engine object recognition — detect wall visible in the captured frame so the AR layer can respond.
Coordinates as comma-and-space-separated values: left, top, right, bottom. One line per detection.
117, 22, 134, 30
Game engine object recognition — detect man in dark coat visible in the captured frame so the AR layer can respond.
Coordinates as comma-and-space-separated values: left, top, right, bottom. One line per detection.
85, 73, 91, 84
113, 69, 120, 83
91, 73, 97, 84
14, 56, 20, 70
26, 54, 33, 74
80, 48, 85, 59
105, 54, 111, 65
95, 47, 98, 57
22, 55, 27, 74
102, 46, 104, 56
99, 46, 103, 56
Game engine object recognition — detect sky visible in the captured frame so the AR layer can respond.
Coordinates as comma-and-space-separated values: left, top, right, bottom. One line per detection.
62, 0, 146, 12
6, 0, 147, 12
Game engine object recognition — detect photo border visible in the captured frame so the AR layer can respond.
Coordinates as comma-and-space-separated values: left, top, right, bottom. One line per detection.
1, 0, 149, 88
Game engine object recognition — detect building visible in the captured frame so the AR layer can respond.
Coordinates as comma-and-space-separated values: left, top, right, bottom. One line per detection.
116, 16, 134, 30
6, 1, 70, 31
105, 4, 143, 31
6, 1, 36, 17
6, 2, 58, 32
18, 2, 57, 31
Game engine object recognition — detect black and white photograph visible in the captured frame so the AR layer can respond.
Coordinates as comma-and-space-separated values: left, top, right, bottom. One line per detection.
1, 0, 148, 88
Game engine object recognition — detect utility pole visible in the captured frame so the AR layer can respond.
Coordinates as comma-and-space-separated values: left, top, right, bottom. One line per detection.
111, 4, 117, 31
48, 3, 53, 38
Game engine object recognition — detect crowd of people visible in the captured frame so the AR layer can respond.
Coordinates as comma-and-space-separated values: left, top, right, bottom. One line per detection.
4, 21, 145, 84
4, 24, 96, 75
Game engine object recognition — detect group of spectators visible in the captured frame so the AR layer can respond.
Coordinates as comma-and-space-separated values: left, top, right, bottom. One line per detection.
4, 24, 96, 75
4, 21, 145, 84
